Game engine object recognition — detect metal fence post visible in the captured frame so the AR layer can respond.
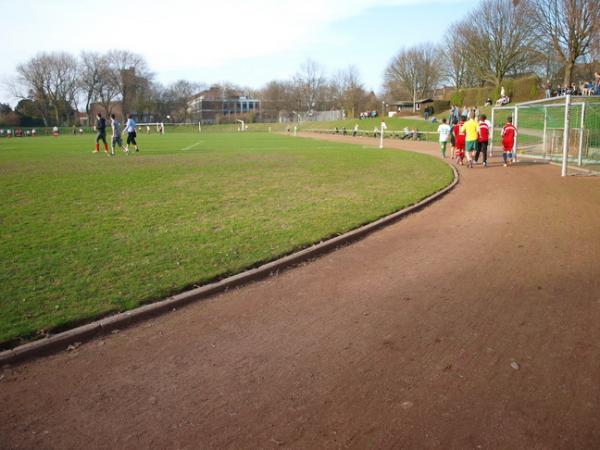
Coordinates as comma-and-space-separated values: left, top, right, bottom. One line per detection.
542, 106, 547, 158
490, 108, 495, 157
578, 102, 586, 166
561, 94, 571, 177
513, 106, 519, 162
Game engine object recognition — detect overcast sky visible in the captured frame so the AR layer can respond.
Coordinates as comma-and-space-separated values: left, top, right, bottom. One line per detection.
0, 0, 471, 105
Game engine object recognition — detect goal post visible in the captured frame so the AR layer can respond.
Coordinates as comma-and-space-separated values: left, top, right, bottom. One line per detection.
136, 122, 200, 134
492, 96, 600, 176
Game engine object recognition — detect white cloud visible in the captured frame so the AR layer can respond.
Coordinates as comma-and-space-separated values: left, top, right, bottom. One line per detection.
1, 0, 441, 69
0, 0, 456, 101
139, 0, 436, 69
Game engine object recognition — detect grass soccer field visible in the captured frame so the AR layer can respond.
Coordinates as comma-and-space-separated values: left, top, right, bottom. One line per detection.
0, 132, 453, 346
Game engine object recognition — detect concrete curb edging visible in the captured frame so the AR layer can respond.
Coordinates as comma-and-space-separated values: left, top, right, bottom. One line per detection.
0, 163, 459, 366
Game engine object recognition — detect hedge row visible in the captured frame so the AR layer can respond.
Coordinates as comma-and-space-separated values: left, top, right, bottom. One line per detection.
445, 76, 543, 107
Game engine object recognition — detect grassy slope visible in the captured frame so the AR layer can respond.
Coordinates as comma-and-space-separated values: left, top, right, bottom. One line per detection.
297, 116, 440, 132
0, 132, 453, 345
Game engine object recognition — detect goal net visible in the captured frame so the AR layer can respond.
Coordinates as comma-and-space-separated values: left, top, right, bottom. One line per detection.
492, 96, 600, 176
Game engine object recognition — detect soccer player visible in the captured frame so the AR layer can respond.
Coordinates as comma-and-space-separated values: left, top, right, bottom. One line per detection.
449, 120, 457, 158
110, 114, 124, 156
501, 116, 517, 167
453, 116, 466, 165
437, 118, 451, 158
475, 114, 489, 167
463, 112, 479, 168
93, 113, 109, 154
123, 114, 139, 153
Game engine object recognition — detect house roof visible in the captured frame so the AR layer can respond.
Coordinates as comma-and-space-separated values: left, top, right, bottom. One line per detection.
389, 98, 433, 107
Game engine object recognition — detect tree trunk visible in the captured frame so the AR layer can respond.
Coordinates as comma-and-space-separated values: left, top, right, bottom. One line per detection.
85, 92, 92, 125
563, 60, 574, 88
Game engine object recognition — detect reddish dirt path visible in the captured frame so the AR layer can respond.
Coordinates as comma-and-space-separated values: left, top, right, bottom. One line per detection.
2, 133, 600, 449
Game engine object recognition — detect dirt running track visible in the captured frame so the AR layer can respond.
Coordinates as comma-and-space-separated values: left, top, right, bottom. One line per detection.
2, 133, 600, 450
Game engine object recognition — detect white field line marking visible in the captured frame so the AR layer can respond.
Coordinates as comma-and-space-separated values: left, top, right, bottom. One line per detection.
179, 141, 203, 151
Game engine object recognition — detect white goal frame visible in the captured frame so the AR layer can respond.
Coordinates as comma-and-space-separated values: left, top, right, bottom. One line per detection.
492, 95, 595, 176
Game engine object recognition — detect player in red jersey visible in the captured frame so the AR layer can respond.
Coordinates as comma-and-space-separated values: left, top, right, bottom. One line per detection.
453, 115, 466, 165
501, 116, 517, 166
475, 114, 490, 167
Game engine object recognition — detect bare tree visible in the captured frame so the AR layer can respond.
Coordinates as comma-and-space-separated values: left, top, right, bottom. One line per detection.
330, 66, 367, 118
79, 51, 104, 119
95, 57, 120, 119
164, 79, 203, 122
14, 52, 79, 126
50, 53, 79, 119
259, 80, 295, 120
14, 55, 52, 126
106, 50, 152, 115
292, 59, 327, 112
439, 28, 477, 89
531, 0, 600, 86
458, 0, 539, 85
384, 43, 441, 108
590, 10, 600, 62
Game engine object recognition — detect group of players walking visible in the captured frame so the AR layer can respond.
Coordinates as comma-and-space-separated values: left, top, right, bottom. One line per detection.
93, 112, 140, 156
437, 114, 517, 167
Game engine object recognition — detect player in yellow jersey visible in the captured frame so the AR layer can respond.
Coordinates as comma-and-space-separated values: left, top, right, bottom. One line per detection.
463, 112, 479, 168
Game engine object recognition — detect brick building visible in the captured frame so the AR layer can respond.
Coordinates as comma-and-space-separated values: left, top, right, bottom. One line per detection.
187, 86, 261, 124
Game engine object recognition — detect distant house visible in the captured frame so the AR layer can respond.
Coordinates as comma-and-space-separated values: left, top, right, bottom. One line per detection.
89, 102, 124, 123
433, 86, 454, 100
389, 98, 434, 112
88, 102, 156, 124
74, 112, 89, 127
188, 86, 261, 124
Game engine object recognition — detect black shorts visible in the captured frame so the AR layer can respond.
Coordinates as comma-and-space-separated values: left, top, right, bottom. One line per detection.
96, 131, 107, 144
112, 135, 123, 147
127, 131, 137, 145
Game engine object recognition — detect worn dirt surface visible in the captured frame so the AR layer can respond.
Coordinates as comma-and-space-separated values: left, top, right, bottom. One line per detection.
2, 133, 600, 450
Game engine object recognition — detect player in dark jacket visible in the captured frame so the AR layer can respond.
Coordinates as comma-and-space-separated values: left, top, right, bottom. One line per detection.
94, 113, 109, 154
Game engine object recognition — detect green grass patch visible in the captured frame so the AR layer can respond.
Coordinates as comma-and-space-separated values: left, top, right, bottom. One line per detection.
0, 132, 453, 346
